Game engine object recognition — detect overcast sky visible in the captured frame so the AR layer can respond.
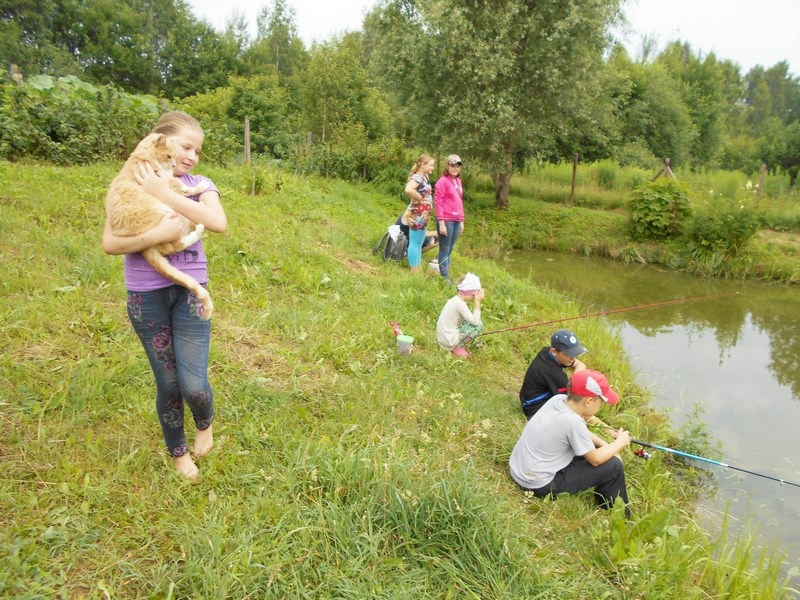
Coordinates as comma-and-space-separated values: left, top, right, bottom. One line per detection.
186, 0, 800, 75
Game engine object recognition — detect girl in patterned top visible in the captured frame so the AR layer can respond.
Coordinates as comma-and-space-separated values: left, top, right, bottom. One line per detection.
402, 153, 435, 272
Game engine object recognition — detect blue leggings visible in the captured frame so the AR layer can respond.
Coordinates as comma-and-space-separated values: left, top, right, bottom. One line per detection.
127, 285, 214, 457
407, 228, 426, 267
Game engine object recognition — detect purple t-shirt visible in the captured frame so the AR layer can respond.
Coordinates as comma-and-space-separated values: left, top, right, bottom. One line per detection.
123, 173, 219, 292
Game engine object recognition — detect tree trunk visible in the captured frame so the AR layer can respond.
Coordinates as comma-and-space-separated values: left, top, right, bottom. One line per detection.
493, 151, 513, 208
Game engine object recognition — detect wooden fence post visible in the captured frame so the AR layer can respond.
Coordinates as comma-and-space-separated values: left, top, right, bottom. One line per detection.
243, 116, 256, 195
652, 158, 676, 182
569, 153, 579, 204
756, 163, 767, 206
244, 115, 251, 165
10, 63, 23, 85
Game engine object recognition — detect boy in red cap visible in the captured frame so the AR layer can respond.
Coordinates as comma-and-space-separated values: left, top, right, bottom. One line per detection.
509, 369, 631, 514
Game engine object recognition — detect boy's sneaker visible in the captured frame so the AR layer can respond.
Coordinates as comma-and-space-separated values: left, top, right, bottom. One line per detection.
451, 347, 470, 358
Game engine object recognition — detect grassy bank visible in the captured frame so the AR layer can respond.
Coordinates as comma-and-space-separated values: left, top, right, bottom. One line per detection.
0, 161, 794, 597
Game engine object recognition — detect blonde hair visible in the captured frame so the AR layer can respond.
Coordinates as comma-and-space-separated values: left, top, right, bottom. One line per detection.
150, 111, 203, 137
408, 153, 434, 179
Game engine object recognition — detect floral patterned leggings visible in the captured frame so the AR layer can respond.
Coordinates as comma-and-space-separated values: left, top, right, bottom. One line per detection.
127, 285, 214, 457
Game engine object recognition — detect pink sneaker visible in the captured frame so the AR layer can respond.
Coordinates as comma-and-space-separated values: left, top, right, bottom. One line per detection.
451, 347, 470, 358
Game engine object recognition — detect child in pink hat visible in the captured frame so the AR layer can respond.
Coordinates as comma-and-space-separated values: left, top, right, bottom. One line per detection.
436, 272, 485, 358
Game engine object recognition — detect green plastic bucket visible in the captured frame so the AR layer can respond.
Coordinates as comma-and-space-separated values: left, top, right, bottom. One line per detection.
396, 335, 414, 354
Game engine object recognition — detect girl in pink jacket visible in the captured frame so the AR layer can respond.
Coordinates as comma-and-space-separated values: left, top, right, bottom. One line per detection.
433, 154, 465, 280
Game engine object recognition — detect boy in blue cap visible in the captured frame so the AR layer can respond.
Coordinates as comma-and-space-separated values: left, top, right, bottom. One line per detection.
519, 329, 587, 420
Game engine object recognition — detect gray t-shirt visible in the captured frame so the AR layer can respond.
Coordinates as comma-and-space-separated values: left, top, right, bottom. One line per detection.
509, 395, 595, 489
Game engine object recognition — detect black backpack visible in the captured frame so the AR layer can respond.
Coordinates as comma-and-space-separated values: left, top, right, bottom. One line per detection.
372, 229, 408, 261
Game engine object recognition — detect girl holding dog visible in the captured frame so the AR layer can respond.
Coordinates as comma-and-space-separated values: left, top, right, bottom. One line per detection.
102, 111, 227, 479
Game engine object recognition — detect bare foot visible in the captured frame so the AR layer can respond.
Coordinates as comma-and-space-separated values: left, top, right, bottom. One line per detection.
194, 425, 214, 458
173, 454, 199, 479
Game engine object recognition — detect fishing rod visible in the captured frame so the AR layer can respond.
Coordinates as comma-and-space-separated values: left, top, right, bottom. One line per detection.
479, 292, 728, 337
633, 439, 800, 489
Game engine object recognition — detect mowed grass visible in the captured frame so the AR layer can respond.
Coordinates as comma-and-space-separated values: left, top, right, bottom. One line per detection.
0, 161, 793, 598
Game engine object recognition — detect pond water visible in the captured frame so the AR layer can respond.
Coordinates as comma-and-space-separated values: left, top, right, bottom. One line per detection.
504, 250, 800, 588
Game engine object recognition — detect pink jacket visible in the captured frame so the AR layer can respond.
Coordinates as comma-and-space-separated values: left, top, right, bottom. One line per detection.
433, 175, 464, 222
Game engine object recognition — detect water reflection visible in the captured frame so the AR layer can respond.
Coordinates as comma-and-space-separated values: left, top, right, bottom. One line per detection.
504, 250, 800, 585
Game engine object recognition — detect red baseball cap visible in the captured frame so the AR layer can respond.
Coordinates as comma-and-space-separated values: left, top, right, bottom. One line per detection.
570, 369, 620, 405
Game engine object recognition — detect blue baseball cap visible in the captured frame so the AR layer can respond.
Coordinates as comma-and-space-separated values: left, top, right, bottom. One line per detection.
550, 329, 587, 358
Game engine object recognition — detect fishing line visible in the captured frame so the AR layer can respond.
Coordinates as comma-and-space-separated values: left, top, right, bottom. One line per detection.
633, 439, 800, 489
478, 292, 729, 338
536, 285, 609, 312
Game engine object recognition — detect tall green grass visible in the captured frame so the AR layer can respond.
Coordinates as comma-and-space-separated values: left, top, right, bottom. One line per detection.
0, 161, 794, 597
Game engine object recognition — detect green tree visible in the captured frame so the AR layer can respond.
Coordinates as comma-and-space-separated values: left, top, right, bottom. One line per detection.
370, 0, 622, 207
656, 42, 730, 165
245, 0, 308, 81
778, 120, 800, 182
746, 62, 800, 126
176, 85, 240, 163
297, 38, 390, 143
223, 10, 252, 53
3, 0, 243, 96
227, 72, 294, 157
0, 0, 81, 77
69, 0, 162, 93
748, 79, 774, 135
159, 18, 243, 98
551, 44, 634, 163
621, 64, 697, 168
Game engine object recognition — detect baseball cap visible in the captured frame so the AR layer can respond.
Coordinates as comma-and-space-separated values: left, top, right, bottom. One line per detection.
447, 154, 462, 165
570, 369, 620, 405
550, 329, 587, 358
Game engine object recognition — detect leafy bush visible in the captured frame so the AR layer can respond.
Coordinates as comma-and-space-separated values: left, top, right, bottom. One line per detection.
685, 205, 759, 256
290, 123, 369, 181
289, 127, 407, 186
227, 74, 294, 159
177, 86, 242, 165
628, 171, 649, 189
629, 178, 692, 241
0, 76, 160, 164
